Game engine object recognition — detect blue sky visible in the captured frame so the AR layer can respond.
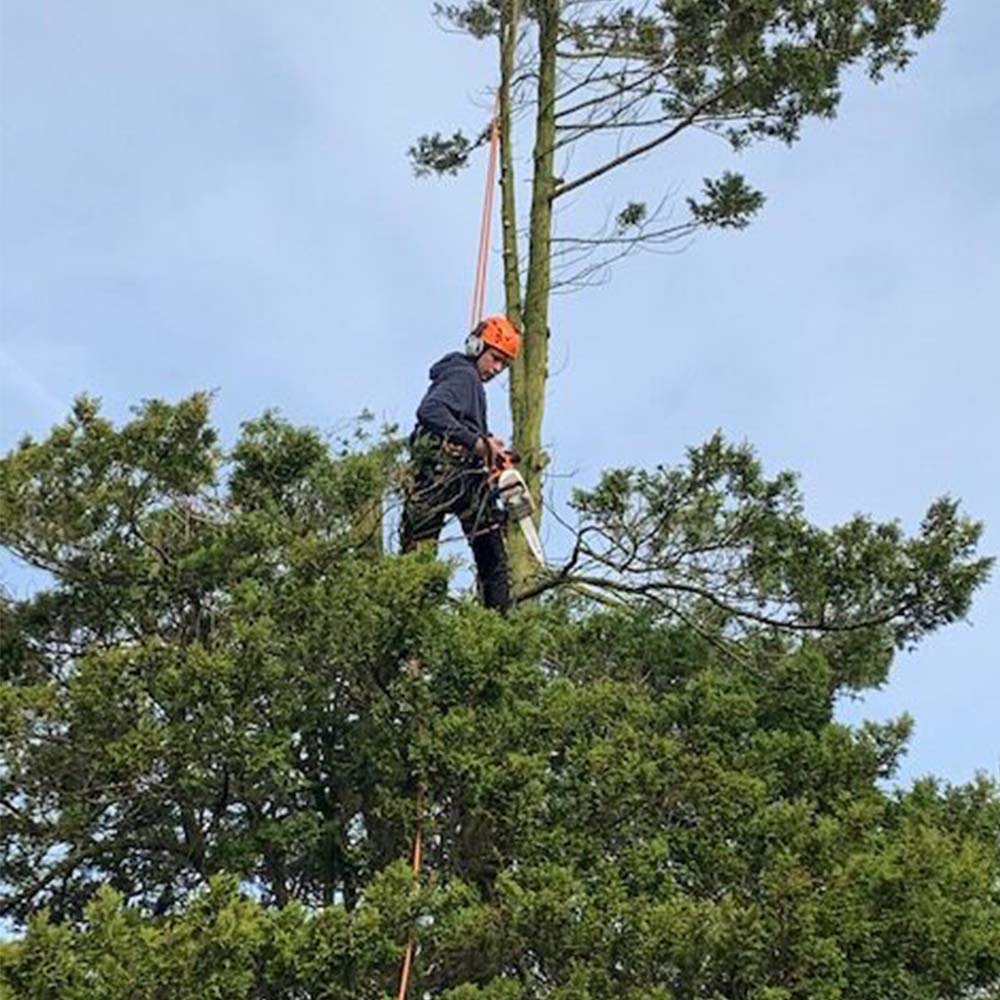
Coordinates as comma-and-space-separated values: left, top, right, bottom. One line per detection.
2, 1, 997, 786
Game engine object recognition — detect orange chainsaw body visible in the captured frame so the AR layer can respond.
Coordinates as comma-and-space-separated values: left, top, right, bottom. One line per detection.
489, 450, 545, 565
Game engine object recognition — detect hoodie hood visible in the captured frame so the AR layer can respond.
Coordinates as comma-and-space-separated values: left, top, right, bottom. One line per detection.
428, 351, 477, 382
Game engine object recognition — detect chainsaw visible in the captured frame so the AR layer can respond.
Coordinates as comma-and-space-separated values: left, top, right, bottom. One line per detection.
489, 449, 545, 566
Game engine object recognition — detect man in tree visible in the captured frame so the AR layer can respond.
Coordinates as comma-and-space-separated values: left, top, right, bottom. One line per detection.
400, 314, 521, 611
412, 0, 945, 589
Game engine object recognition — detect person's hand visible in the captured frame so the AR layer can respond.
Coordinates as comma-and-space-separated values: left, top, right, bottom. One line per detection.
475, 435, 506, 468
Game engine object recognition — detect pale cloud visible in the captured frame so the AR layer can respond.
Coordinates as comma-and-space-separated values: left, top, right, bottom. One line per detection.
0, 345, 66, 428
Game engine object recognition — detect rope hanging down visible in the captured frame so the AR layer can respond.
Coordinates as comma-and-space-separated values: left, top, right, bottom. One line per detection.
470, 97, 501, 331
396, 7, 516, 996
395, 99, 502, 1000
471, 0, 518, 328
395, 781, 424, 1000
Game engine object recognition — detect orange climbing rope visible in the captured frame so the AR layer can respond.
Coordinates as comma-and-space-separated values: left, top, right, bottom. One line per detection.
470, 97, 501, 331
394, 8, 516, 996
394, 94, 503, 1000
395, 784, 424, 1000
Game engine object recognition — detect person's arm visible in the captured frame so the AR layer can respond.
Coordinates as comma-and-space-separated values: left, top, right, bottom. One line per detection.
416, 374, 480, 450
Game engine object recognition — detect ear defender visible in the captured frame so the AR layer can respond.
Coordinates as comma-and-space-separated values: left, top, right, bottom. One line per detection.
465, 330, 484, 357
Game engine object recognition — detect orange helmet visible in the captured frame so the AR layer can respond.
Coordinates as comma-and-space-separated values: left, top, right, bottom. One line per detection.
468, 314, 521, 361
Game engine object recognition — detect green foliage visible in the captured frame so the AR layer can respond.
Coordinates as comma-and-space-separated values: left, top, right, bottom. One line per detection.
0, 871, 452, 1000
687, 172, 765, 229
559, 0, 943, 147
418, 0, 942, 172
409, 131, 477, 178
2, 398, 997, 998
614, 201, 648, 231
562, 433, 991, 688
433, 1, 502, 39
0, 396, 436, 922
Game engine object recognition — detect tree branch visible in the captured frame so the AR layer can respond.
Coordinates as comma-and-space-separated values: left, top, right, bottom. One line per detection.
552, 82, 742, 201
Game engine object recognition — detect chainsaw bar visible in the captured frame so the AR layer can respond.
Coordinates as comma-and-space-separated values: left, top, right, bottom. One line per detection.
496, 467, 545, 566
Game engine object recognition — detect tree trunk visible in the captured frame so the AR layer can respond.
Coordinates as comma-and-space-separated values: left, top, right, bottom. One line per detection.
499, 2, 522, 337
498, 1, 530, 592
507, 0, 558, 592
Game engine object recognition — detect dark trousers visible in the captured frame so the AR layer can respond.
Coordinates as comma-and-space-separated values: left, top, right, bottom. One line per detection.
400, 452, 511, 612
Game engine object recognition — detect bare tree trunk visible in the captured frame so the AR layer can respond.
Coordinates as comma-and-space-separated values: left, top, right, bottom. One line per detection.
498, 1, 533, 592
499, 0, 522, 335
508, 0, 558, 591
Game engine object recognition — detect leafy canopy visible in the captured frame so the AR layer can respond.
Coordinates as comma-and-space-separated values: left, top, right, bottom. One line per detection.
1, 396, 996, 999
414, 0, 943, 227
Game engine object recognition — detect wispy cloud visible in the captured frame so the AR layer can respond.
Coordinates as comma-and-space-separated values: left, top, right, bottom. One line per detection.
0, 345, 66, 427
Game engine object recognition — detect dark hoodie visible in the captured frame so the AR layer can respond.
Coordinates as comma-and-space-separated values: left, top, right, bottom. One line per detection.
413, 351, 487, 451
